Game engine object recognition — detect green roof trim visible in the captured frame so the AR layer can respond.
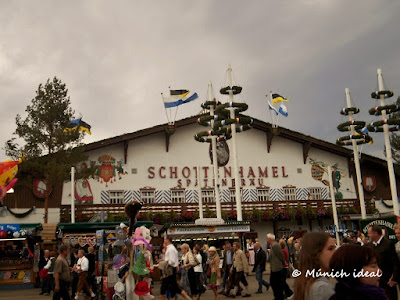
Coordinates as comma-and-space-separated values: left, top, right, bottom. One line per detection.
58, 221, 153, 230
20, 223, 42, 229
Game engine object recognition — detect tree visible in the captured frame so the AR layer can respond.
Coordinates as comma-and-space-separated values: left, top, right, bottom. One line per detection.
5, 77, 91, 223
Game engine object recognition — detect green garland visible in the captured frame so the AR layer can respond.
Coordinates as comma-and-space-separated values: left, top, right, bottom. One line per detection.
7, 206, 35, 218
369, 104, 400, 116
336, 133, 373, 146
215, 102, 248, 116
371, 90, 394, 99
367, 119, 400, 132
340, 107, 360, 115
200, 100, 221, 110
220, 86, 242, 95
337, 120, 365, 132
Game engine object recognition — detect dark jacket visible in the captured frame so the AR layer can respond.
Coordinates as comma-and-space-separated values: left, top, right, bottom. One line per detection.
252, 248, 266, 272
329, 282, 388, 300
373, 237, 400, 286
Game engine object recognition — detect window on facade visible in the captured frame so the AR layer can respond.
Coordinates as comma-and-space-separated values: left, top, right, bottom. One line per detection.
140, 189, 155, 204
309, 187, 321, 200
229, 189, 243, 202
283, 186, 296, 201
257, 188, 270, 202
201, 190, 215, 203
171, 190, 185, 203
109, 190, 124, 204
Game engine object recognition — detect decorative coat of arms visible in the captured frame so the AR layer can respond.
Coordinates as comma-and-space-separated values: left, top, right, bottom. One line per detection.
362, 175, 376, 192
33, 179, 51, 198
91, 155, 128, 187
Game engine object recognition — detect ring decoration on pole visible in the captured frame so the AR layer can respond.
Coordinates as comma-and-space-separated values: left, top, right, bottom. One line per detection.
220, 85, 242, 95
336, 107, 373, 146
367, 91, 400, 132
195, 99, 230, 143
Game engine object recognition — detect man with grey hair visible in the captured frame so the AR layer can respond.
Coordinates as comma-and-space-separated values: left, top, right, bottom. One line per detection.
253, 242, 270, 294
266, 234, 285, 300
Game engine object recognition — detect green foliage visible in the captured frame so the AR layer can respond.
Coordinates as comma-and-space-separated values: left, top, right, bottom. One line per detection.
5, 77, 91, 185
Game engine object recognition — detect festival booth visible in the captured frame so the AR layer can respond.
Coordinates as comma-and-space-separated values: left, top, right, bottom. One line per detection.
58, 220, 155, 299
163, 219, 251, 254
0, 223, 41, 289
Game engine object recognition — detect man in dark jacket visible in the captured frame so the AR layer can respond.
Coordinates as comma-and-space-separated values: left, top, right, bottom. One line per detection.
253, 242, 270, 294
368, 224, 400, 300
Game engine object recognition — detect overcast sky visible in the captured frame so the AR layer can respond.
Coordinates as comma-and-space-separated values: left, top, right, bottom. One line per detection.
1, 1, 400, 162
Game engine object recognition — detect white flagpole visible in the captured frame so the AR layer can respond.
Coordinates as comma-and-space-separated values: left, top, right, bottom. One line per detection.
197, 166, 203, 219
345, 88, 366, 219
161, 93, 171, 125
208, 82, 222, 220
71, 166, 75, 223
377, 69, 399, 216
269, 91, 275, 128
227, 65, 243, 221
328, 165, 340, 245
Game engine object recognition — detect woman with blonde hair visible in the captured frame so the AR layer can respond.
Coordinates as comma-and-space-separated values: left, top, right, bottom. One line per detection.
207, 246, 221, 300
293, 232, 336, 300
180, 243, 198, 298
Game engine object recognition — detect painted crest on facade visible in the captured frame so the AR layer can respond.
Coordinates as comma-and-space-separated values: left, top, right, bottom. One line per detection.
209, 140, 230, 167
309, 158, 345, 199
33, 179, 51, 198
91, 155, 128, 187
362, 175, 376, 192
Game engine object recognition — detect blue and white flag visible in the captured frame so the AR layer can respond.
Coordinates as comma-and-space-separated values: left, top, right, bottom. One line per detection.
163, 90, 198, 108
360, 126, 369, 135
268, 101, 279, 116
279, 104, 288, 117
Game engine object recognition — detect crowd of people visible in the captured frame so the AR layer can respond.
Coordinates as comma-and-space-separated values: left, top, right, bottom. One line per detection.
38, 245, 96, 300
34, 223, 400, 300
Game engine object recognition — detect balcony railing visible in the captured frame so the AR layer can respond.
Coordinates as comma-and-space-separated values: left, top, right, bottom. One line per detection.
60, 198, 373, 223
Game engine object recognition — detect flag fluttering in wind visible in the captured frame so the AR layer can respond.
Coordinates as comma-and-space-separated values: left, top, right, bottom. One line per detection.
268, 101, 279, 116
279, 104, 288, 117
64, 117, 92, 135
272, 93, 290, 105
163, 90, 198, 108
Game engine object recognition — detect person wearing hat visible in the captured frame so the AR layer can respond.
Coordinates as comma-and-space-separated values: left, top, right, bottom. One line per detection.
228, 242, 251, 298
159, 236, 192, 300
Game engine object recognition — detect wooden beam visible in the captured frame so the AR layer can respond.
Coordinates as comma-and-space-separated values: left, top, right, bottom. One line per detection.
303, 141, 312, 164
124, 141, 129, 164
165, 131, 170, 152
266, 129, 273, 153
347, 156, 354, 178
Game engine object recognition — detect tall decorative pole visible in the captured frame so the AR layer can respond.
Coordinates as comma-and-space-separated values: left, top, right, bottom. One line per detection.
208, 83, 222, 219
226, 66, 242, 221
217, 66, 253, 221
197, 165, 204, 219
71, 166, 75, 223
336, 89, 372, 219
328, 166, 340, 245
367, 69, 400, 216
195, 83, 223, 219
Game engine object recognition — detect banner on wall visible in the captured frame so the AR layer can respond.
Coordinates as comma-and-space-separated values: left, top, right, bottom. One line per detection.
359, 216, 398, 241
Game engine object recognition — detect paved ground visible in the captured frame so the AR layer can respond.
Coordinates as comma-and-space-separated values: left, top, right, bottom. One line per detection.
0, 273, 295, 299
